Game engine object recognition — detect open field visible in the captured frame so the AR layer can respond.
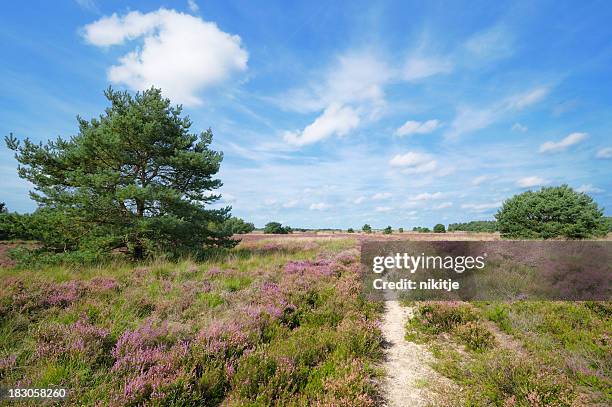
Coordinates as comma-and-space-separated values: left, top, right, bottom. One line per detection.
0, 234, 610, 406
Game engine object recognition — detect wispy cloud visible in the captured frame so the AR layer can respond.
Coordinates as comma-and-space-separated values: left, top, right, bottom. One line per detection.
539, 132, 587, 153
596, 147, 612, 159
511, 123, 527, 132
461, 202, 501, 212
395, 119, 440, 137
375, 206, 393, 212
433, 202, 453, 210
576, 184, 603, 194
309, 202, 331, 210
446, 87, 550, 139
187, 0, 199, 13
389, 151, 437, 174
372, 192, 392, 200
410, 192, 443, 201
463, 25, 514, 61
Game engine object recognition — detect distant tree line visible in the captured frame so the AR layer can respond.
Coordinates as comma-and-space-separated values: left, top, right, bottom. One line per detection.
448, 220, 498, 233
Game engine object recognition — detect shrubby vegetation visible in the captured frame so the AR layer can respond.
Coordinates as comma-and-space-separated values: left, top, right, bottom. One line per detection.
448, 220, 498, 233
382, 226, 392, 235
412, 226, 430, 233
347, 228, 354, 233
5, 88, 236, 260
496, 185, 606, 239
263, 222, 292, 234
0, 238, 383, 405
223, 217, 255, 235
433, 224, 445, 233
362, 224, 372, 234
405, 301, 591, 405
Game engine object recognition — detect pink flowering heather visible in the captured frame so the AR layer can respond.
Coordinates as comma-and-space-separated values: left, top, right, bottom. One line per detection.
196, 319, 253, 358
88, 276, 120, 292
283, 259, 334, 277
43, 280, 87, 308
35, 316, 111, 363
116, 341, 190, 404
0, 354, 17, 374
206, 266, 222, 277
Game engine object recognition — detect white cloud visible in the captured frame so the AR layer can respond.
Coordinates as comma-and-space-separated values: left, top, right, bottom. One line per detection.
389, 151, 438, 174
576, 184, 603, 194
410, 192, 443, 201
372, 192, 392, 200
445, 106, 496, 139
76, 0, 99, 13
596, 147, 612, 159
510, 87, 549, 110
471, 175, 490, 186
539, 132, 587, 153
222, 193, 236, 203
281, 52, 392, 114
511, 123, 528, 132
395, 119, 440, 137
464, 25, 513, 60
309, 202, 330, 210
82, 9, 248, 106
284, 104, 360, 146
282, 199, 299, 208
264, 198, 278, 205
433, 202, 453, 210
517, 176, 547, 188
375, 206, 393, 212
461, 202, 501, 212
187, 0, 199, 12
403, 55, 453, 81
446, 87, 549, 139
353, 196, 366, 204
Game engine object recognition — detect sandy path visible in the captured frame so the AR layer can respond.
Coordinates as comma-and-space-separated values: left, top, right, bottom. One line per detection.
381, 300, 448, 407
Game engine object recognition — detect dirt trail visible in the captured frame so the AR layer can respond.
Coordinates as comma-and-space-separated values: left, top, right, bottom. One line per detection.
381, 300, 450, 407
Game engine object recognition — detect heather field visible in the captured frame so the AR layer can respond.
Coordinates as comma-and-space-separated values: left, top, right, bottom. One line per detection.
0, 234, 610, 406
0, 237, 383, 406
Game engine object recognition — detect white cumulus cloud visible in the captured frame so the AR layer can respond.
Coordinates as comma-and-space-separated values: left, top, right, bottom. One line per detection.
284, 104, 360, 146
517, 176, 547, 188
395, 119, 440, 137
511, 123, 528, 132
82, 8, 248, 106
539, 132, 587, 153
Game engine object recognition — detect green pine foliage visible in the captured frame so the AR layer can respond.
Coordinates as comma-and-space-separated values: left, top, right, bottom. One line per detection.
5, 87, 236, 259
495, 185, 605, 239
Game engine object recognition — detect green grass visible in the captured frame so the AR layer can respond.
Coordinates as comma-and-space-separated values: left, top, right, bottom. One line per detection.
405, 300, 611, 406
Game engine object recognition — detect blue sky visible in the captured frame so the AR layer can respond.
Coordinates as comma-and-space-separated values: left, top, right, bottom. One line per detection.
1, 0, 611, 229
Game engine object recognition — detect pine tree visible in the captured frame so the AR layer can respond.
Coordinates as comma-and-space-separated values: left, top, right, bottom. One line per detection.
6, 87, 235, 258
